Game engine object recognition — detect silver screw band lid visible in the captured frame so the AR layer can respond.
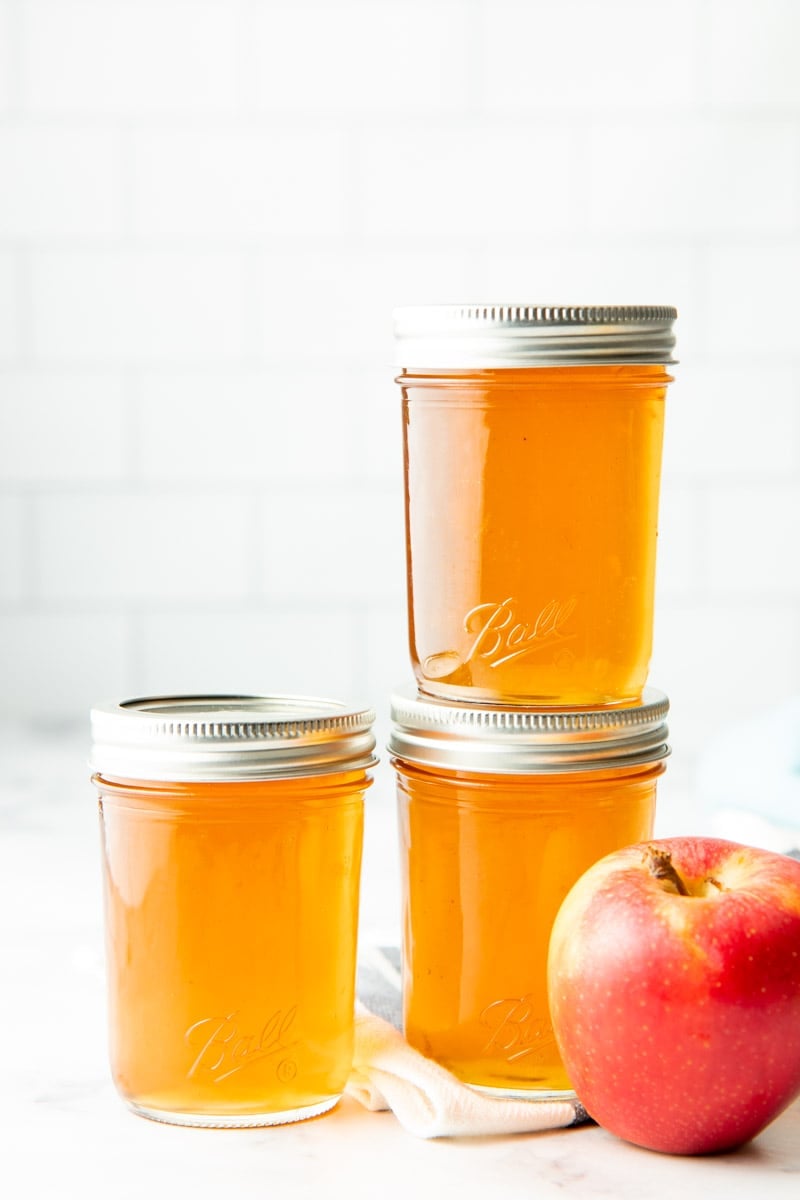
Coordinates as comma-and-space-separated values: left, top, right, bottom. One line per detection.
394, 304, 677, 368
388, 686, 669, 775
91, 694, 378, 782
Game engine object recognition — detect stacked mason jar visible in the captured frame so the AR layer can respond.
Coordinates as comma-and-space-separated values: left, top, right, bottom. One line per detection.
389, 305, 677, 1098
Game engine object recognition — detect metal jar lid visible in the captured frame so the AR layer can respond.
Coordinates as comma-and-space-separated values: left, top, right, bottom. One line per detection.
388, 686, 669, 775
90, 694, 378, 782
394, 304, 677, 368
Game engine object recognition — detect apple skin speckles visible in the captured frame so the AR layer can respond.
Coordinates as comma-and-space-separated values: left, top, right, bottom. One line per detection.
547, 837, 800, 1155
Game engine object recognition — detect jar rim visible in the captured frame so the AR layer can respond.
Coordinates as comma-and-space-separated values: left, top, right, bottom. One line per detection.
388, 686, 669, 775
394, 304, 677, 368
90, 693, 378, 782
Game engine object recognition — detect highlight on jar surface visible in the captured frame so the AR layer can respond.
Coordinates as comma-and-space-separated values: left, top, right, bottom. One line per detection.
90, 694, 377, 1128
394, 304, 677, 709
389, 686, 670, 1099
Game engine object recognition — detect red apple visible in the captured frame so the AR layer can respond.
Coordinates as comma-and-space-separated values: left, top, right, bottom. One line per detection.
547, 836, 800, 1155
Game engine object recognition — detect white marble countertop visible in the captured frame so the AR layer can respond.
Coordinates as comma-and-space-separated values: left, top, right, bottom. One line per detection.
2, 727, 798, 1199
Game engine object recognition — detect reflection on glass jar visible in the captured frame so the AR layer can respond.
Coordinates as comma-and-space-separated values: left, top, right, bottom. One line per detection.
395, 306, 677, 708
91, 695, 376, 1128
390, 687, 669, 1098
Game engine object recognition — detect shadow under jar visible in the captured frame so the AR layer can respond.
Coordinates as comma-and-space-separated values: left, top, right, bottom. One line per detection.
395, 304, 677, 708
389, 686, 669, 1098
90, 694, 376, 1128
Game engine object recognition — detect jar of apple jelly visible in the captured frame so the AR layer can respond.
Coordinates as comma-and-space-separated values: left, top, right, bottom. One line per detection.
90, 694, 376, 1127
395, 304, 677, 707
389, 685, 669, 1098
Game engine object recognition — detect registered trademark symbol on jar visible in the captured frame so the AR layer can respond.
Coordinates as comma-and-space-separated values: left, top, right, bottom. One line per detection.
277, 1058, 297, 1082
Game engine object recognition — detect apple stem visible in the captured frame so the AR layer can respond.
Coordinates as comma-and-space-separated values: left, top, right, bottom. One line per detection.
645, 846, 690, 896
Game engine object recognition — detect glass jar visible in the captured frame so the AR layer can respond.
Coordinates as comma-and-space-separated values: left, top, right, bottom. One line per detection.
389, 686, 669, 1098
90, 694, 376, 1127
395, 304, 677, 707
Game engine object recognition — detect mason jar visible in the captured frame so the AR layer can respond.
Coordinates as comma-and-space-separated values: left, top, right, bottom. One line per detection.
389, 686, 669, 1098
395, 304, 677, 707
90, 694, 376, 1127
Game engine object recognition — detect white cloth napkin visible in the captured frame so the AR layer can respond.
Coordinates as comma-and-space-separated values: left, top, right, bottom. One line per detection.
346, 1002, 588, 1140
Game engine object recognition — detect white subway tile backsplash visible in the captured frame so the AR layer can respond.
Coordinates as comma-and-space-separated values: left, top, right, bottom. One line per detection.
363, 605, 411, 709
0, 252, 20, 360
349, 364, 405, 485
0, 127, 124, 238
706, 482, 800, 595
706, 244, 800, 357
653, 758, 702, 839
20, 0, 241, 114
0, 613, 130, 718
666, 364, 800, 479
483, 242, 695, 301
253, 1, 471, 116
586, 118, 799, 237
37, 492, 252, 601
655, 484, 700, 600
481, 0, 698, 113
257, 488, 405, 605
30, 251, 248, 362
0, 3, 14, 114
360, 123, 583, 239
137, 610, 360, 701
132, 127, 347, 239
709, 0, 800, 108
0, 372, 127, 483
0, 0, 797, 748
138, 369, 358, 483
260, 249, 482, 364
0, 496, 26, 599
651, 600, 799, 754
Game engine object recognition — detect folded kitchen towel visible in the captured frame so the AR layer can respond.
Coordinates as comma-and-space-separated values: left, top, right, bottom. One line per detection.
349, 947, 589, 1140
